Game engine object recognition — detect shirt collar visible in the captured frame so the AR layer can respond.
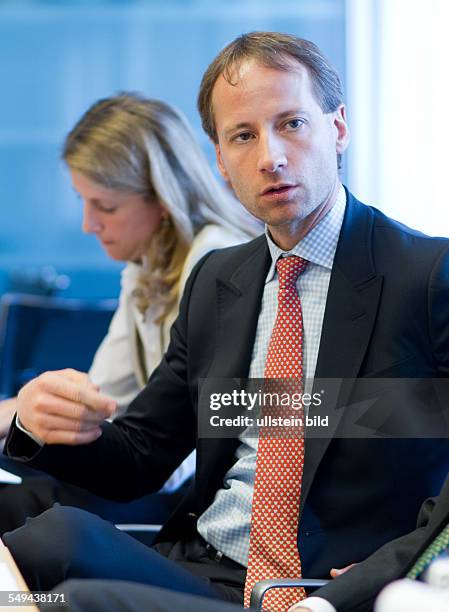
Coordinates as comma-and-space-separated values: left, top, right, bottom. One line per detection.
265, 183, 346, 282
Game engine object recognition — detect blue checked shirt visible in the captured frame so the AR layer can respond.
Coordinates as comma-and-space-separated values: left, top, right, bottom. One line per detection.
197, 184, 347, 567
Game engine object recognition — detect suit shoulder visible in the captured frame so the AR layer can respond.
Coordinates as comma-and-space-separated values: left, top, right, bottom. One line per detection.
344, 190, 449, 262
176, 234, 267, 307
368, 203, 449, 249
192, 234, 267, 275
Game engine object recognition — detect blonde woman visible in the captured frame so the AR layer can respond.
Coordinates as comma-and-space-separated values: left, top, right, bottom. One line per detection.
0, 93, 258, 528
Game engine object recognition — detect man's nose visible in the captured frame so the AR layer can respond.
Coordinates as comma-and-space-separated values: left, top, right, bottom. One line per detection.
257, 133, 287, 173
82, 204, 103, 234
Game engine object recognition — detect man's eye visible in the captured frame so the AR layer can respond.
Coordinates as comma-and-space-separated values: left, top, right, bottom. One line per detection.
285, 119, 304, 130
234, 132, 253, 143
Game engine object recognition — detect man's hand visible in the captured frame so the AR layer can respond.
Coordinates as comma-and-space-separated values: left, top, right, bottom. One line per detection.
330, 563, 357, 578
16, 369, 116, 445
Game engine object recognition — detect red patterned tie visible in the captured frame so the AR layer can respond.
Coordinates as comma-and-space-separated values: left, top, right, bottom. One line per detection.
244, 256, 308, 611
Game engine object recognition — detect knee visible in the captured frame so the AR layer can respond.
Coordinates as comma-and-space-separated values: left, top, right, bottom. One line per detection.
3, 506, 107, 592
3, 505, 99, 566
38, 504, 102, 536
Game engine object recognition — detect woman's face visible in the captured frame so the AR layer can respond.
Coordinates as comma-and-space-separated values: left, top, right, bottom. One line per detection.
70, 170, 165, 262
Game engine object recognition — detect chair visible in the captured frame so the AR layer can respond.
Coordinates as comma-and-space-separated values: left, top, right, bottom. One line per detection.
250, 578, 329, 610
0, 293, 117, 398
115, 523, 163, 546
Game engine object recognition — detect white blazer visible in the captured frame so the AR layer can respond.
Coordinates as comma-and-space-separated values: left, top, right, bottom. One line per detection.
89, 224, 249, 491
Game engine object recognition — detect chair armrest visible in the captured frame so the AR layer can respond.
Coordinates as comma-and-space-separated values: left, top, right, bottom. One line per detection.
250, 578, 329, 610
115, 524, 162, 546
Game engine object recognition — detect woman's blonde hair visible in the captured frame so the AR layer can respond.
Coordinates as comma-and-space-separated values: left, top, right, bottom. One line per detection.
63, 92, 258, 322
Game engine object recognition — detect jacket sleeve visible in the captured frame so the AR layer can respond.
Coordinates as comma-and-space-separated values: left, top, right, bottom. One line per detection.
4, 254, 213, 501
311, 494, 440, 611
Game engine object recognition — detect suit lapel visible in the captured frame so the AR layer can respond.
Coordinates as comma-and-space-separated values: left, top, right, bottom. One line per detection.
300, 193, 384, 509
207, 235, 270, 379
196, 236, 270, 508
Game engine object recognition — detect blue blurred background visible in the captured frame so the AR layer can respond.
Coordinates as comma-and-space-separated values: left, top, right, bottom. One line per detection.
0, 0, 346, 299
2, 0, 448, 301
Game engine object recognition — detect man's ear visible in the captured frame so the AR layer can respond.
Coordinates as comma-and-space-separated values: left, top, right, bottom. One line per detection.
334, 104, 350, 154
214, 142, 230, 182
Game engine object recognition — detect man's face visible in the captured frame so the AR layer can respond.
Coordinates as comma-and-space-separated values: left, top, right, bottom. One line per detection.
212, 59, 349, 249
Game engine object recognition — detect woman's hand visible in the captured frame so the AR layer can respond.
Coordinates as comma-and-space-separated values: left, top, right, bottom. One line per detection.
0, 397, 18, 438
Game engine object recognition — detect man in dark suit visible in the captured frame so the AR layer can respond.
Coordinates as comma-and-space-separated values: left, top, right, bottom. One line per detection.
35, 470, 449, 611
3, 31, 449, 611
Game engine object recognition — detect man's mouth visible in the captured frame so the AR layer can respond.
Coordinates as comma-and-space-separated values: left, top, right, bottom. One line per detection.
260, 183, 297, 199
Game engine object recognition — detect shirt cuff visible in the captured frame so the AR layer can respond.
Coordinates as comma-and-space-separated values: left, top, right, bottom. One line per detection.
15, 415, 44, 446
290, 596, 337, 612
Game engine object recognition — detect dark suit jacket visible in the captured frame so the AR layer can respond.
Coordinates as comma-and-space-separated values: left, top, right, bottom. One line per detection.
6, 189, 449, 578
314, 471, 449, 612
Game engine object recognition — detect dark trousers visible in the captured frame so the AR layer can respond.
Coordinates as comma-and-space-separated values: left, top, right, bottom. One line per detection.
3, 505, 246, 605
42, 581, 248, 612
0, 455, 185, 534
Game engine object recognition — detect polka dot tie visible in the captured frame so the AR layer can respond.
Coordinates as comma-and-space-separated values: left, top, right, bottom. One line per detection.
244, 256, 308, 611
406, 523, 449, 580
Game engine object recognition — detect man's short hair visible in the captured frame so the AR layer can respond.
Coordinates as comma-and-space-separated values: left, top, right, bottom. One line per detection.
198, 31, 344, 143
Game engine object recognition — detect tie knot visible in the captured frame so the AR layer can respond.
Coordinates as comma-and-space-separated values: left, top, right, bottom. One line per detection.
276, 256, 307, 288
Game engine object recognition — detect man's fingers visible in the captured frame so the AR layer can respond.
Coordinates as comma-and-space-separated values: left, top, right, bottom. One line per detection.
32, 394, 108, 423
56, 368, 92, 384
330, 563, 357, 578
76, 386, 116, 415
58, 369, 99, 391
39, 372, 116, 415
34, 412, 103, 434
43, 427, 103, 446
